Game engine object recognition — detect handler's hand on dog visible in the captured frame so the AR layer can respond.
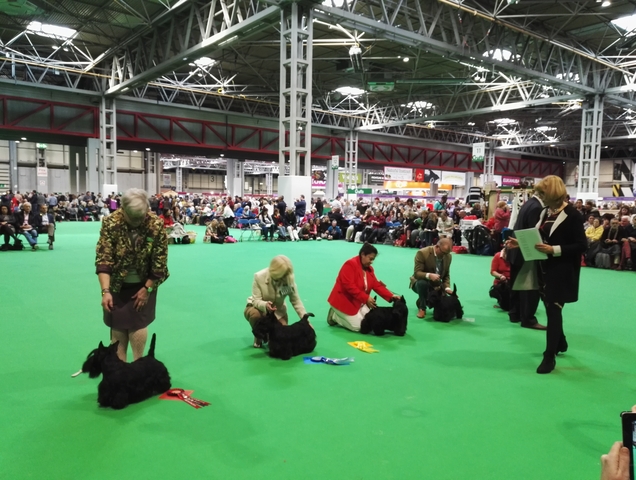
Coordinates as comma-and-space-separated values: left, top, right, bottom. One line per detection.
266, 301, 277, 312
132, 288, 149, 312
428, 273, 441, 282
366, 296, 377, 309
101, 293, 113, 312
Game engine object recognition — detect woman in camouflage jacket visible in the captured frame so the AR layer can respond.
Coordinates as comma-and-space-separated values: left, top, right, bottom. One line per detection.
96, 188, 169, 362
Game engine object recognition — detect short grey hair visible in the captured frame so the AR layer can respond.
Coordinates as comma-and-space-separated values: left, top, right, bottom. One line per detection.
121, 188, 149, 217
22, 202, 31, 209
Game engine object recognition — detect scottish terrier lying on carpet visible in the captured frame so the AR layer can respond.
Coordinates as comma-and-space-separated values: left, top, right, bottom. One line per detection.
252, 312, 317, 360
427, 284, 464, 323
360, 296, 408, 336
78, 333, 171, 409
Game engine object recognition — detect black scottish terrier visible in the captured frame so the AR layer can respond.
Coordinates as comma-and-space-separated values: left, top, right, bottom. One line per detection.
360, 296, 408, 336
427, 284, 464, 323
489, 281, 511, 311
79, 333, 171, 409
252, 312, 317, 360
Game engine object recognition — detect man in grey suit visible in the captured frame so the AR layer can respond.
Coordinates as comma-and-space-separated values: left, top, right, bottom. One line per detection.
507, 194, 547, 330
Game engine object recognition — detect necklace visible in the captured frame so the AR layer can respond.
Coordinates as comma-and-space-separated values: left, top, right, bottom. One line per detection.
548, 202, 567, 216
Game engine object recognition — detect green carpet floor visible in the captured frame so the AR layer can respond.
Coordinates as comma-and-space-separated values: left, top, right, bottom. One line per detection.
1, 222, 634, 480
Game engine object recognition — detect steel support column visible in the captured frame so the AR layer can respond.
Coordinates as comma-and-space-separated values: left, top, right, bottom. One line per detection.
483, 143, 495, 189
576, 95, 602, 201
266, 172, 273, 196
344, 131, 358, 199
87, 138, 100, 195
8, 140, 17, 191
100, 97, 117, 193
279, 3, 313, 176
145, 152, 159, 195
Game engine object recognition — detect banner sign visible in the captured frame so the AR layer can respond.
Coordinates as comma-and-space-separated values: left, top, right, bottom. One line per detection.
472, 143, 486, 163
162, 174, 172, 186
347, 188, 372, 194
37, 167, 48, 177
339, 173, 362, 184
368, 171, 385, 185
384, 166, 413, 181
384, 180, 453, 190
440, 171, 465, 186
311, 168, 327, 188
414, 169, 442, 183
502, 176, 520, 186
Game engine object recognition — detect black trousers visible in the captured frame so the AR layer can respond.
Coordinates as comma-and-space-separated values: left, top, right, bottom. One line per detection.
544, 301, 564, 356
508, 263, 539, 326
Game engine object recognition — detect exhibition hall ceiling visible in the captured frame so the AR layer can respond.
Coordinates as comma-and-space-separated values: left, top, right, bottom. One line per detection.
2, 0, 636, 160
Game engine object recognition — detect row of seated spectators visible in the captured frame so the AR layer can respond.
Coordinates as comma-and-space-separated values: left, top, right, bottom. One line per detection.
583, 210, 636, 271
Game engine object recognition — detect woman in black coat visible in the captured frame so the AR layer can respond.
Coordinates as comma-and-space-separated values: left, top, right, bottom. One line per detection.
507, 176, 587, 374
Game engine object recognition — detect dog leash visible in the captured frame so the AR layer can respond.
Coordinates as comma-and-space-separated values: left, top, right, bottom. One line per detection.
166, 388, 210, 409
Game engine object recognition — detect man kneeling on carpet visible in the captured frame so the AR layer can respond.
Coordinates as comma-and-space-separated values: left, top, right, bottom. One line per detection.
245, 255, 307, 348
96, 188, 170, 362
409, 237, 453, 319
327, 243, 401, 332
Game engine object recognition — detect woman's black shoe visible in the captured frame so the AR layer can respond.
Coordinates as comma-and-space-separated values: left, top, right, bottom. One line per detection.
536, 355, 556, 374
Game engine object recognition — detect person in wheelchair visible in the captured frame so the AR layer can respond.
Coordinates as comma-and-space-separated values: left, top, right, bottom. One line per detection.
37, 204, 56, 250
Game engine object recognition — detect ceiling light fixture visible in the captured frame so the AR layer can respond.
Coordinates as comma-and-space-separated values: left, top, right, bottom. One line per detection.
26, 21, 76, 40
349, 45, 364, 73
335, 86, 365, 96
194, 57, 215, 68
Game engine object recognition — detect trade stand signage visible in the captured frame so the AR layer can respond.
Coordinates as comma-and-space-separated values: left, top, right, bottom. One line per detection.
472, 143, 486, 163
384, 166, 413, 181
502, 176, 521, 186
347, 188, 372, 194
368, 171, 385, 185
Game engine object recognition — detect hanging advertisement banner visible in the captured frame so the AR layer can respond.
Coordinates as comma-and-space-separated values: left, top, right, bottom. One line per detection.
384, 180, 453, 190
338, 172, 362, 184
368, 171, 385, 185
440, 171, 465, 186
384, 166, 413, 181
502, 176, 521, 186
311, 167, 327, 188
472, 143, 486, 163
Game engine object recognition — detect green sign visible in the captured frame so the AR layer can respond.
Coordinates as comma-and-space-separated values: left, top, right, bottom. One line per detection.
347, 188, 372, 194
338, 173, 362, 183
0, 184, 5, 188
37, 143, 48, 150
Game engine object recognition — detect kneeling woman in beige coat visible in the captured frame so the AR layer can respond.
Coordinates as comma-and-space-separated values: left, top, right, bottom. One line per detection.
244, 255, 307, 348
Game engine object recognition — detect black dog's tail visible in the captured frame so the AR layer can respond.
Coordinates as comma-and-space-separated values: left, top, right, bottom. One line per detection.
147, 333, 157, 358
301, 312, 315, 322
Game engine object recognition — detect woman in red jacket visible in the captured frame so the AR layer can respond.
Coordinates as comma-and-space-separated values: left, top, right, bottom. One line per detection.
327, 243, 401, 331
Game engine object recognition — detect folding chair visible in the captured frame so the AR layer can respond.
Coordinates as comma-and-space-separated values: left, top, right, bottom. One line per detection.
238, 219, 261, 242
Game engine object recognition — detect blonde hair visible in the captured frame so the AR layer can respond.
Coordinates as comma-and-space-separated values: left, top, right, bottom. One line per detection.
121, 188, 149, 218
497, 201, 507, 208
534, 175, 567, 206
269, 255, 293, 281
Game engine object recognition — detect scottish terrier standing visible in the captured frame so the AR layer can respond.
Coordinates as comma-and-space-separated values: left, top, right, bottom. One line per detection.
360, 296, 409, 336
79, 333, 171, 409
252, 312, 317, 360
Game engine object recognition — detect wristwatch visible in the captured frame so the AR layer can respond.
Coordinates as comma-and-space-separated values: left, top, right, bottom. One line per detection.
144, 285, 154, 293
101, 288, 110, 295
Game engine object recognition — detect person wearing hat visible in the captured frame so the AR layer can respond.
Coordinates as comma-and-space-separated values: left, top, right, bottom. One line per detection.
244, 255, 307, 348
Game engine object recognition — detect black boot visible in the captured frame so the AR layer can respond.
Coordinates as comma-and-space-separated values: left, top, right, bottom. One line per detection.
536, 354, 556, 374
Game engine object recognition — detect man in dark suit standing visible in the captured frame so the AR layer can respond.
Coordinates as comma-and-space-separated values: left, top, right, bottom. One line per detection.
507, 194, 547, 330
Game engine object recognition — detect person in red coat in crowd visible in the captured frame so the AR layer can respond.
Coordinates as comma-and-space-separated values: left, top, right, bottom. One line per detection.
327, 243, 401, 332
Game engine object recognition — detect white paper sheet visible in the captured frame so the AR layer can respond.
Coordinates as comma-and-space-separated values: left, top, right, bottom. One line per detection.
514, 228, 548, 261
